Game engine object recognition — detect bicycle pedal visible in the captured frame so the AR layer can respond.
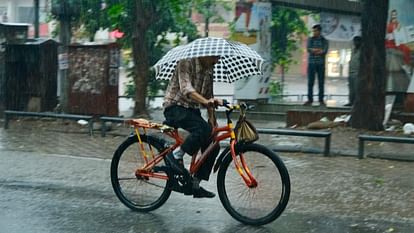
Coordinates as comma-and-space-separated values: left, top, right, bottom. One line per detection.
171, 185, 184, 193
169, 178, 184, 193
153, 166, 167, 173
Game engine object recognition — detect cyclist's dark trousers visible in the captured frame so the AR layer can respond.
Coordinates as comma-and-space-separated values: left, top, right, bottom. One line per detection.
307, 63, 325, 102
163, 105, 219, 181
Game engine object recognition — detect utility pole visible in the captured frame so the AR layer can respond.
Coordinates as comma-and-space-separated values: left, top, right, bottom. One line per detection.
59, 1, 71, 111
52, 0, 79, 112
34, 0, 39, 38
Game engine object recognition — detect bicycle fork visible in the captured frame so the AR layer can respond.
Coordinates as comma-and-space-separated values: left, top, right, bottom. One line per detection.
230, 140, 258, 188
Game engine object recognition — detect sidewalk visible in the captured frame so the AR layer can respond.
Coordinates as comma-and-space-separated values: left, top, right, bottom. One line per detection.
0, 112, 414, 229
1, 117, 414, 231
1, 109, 413, 162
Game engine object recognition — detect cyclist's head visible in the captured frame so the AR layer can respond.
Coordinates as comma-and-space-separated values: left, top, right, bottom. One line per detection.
199, 56, 220, 68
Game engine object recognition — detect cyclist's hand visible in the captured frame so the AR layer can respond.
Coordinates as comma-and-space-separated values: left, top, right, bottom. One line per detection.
206, 98, 215, 108
214, 98, 223, 107
207, 98, 222, 108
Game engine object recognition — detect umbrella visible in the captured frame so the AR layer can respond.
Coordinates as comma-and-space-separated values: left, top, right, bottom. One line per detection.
154, 37, 265, 83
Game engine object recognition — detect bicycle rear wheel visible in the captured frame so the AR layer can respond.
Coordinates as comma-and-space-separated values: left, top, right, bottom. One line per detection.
111, 134, 172, 212
217, 143, 290, 225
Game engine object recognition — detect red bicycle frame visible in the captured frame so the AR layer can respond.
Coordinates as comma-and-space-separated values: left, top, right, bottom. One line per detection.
130, 105, 258, 188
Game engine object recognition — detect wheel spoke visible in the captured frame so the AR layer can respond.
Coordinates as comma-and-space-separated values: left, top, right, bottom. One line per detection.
217, 144, 290, 225
111, 135, 172, 211
118, 177, 137, 181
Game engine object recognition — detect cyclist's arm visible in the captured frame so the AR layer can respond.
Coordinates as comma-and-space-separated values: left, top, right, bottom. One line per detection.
189, 92, 223, 107
189, 91, 209, 106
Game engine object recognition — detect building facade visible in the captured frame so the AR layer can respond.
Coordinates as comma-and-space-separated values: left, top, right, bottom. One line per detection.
0, 0, 50, 37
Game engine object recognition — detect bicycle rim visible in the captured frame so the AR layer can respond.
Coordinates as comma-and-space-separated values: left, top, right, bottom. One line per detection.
217, 143, 290, 225
111, 135, 171, 212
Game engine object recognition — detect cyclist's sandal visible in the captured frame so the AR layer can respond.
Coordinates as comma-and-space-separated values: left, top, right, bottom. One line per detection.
193, 187, 216, 198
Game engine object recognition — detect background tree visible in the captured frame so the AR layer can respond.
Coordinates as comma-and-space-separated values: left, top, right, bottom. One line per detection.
192, 0, 231, 37
270, 6, 308, 92
108, 0, 199, 117
350, 0, 389, 130
76, 0, 233, 117
75, 0, 111, 41
74, 0, 198, 116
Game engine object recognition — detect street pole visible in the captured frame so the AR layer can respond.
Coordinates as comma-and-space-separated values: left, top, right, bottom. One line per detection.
52, 0, 79, 113
34, 0, 39, 38
58, 0, 71, 112
281, 65, 285, 95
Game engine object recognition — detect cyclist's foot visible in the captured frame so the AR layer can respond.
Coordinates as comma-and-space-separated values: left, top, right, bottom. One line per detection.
319, 101, 326, 107
193, 186, 215, 198
303, 101, 312, 106
165, 153, 186, 174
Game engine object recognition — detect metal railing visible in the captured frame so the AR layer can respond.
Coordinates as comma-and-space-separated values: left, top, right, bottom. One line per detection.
269, 94, 348, 102
358, 135, 414, 159
119, 94, 349, 103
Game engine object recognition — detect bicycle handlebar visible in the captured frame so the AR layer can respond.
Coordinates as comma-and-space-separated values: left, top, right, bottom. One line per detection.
222, 99, 231, 108
220, 99, 254, 111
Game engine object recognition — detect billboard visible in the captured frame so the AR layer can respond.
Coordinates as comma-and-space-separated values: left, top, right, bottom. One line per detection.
319, 1, 414, 93
320, 12, 361, 42
233, 1, 272, 100
386, 0, 414, 93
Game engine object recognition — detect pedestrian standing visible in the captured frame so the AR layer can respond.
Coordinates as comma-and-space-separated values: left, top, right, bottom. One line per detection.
304, 24, 329, 106
345, 36, 362, 106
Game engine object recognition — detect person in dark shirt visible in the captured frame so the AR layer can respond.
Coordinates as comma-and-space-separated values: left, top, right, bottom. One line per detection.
304, 24, 329, 106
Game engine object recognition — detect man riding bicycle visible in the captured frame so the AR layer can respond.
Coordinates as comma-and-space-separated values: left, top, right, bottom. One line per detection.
163, 56, 223, 198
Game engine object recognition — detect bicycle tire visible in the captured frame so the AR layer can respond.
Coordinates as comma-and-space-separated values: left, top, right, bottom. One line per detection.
111, 134, 172, 212
217, 143, 290, 225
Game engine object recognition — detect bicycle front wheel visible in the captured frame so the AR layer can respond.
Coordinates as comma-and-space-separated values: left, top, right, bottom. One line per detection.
111, 134, 172, 212
217, 143, 290, 225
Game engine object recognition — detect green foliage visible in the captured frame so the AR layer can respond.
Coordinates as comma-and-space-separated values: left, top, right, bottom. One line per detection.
193, 0, 231, 36
65, 0, 112, 41
192, 0, 231, 23
270, 6, 308, 72
124, 78, 135, 98
269, 80, 283, 96
374, 178, 385, 186
74, 0, 200, 106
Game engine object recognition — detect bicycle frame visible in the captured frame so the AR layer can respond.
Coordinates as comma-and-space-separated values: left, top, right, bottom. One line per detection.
129, 105, 258, 188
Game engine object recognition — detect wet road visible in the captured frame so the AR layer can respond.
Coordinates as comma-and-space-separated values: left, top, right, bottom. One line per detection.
1, 148, 413, 233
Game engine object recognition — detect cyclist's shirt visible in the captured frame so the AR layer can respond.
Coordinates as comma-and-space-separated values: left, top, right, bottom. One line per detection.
163, 58, 213, 109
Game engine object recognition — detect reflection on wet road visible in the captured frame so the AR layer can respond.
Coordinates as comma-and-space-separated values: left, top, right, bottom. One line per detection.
1, 149, 413, 233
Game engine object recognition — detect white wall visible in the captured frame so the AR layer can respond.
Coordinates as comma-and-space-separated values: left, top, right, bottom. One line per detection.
0, 0, 47, 23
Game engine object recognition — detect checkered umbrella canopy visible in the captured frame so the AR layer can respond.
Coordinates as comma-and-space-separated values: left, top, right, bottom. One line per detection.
154, 37, 264, 83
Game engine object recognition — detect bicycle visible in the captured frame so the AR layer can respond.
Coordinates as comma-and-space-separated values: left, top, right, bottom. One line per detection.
110, 101, 290, 226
